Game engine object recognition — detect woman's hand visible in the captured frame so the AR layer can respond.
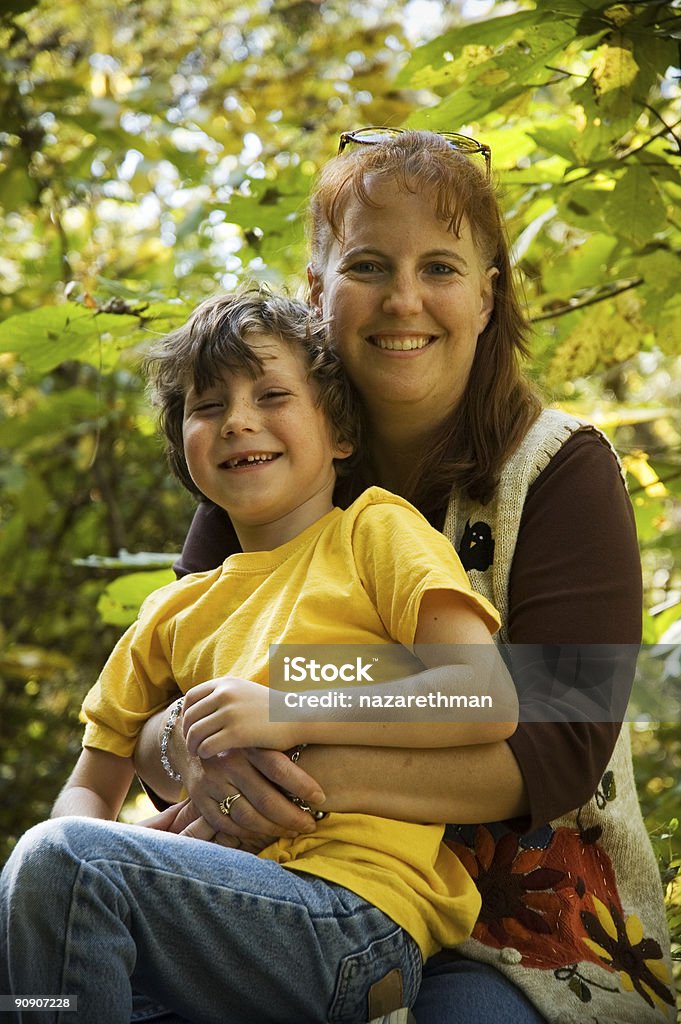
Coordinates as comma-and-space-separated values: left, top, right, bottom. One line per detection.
134, 695, 326, 839
139, 797, 276, 854
179, 745, 323, 837
182, 677, 298, 756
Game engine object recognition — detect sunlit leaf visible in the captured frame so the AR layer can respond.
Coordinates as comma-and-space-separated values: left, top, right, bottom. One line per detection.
97, 569, 176, 627
0, 307, 140, 373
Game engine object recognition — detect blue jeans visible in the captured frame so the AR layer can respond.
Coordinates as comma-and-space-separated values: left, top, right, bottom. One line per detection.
412, 952, 547, 1023
0, 818, 421, 1024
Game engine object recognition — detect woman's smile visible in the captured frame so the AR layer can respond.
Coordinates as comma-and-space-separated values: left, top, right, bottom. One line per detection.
309, 177, 495, 428
366, 333, 437, 352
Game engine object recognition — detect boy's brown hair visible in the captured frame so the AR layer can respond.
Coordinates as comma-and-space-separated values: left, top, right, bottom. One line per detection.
144, 289, 362, 497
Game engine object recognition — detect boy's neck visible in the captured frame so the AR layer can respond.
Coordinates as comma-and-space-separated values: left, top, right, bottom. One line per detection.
228, 488, 337, 553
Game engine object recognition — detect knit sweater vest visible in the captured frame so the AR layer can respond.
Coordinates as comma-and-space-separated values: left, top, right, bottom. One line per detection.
442, 409, 676, 1023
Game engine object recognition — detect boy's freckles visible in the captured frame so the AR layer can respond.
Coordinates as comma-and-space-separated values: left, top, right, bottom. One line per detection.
181, 334, 349, 551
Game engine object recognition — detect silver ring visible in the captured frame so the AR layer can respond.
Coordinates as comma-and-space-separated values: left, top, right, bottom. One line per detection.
218, 792, 243, 817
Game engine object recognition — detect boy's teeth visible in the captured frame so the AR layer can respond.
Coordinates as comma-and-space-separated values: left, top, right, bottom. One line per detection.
371, 336, 431, 351
227, 453, 276, 468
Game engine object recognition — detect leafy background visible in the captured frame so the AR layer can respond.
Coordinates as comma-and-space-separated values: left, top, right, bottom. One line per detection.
0, 0, 679, 997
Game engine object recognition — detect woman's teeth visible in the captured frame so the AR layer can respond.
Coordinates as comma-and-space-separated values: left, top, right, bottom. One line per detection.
370, 336, 432, 351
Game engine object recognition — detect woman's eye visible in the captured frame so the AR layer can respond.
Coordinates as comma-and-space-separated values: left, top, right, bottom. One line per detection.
428, 263, 456, 276
348, 260, 380, 274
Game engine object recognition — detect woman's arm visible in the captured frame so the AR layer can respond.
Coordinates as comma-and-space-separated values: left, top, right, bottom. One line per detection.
137, 431, 637, 834
505, 429, 642, 828
301, 742, 528, 823
52, 749, 135, 820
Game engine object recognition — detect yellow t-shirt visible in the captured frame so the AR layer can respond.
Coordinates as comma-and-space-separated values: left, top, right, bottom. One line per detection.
82, 487, 499, 957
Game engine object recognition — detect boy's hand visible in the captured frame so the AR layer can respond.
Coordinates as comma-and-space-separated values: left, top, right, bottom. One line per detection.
182, 676, 296, 758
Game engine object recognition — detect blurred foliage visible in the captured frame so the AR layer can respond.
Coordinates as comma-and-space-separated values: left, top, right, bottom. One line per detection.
0, 0, 680, 990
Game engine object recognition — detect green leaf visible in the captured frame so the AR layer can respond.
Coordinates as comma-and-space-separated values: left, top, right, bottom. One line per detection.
540, 234, 618, 300
602, 168, 667, 248
97, 569, 175, 627
403, 17, 577, 128
1, 388, 103, 449
224, 178, 308, 235
395, 11, 544, 89
0, 164, 37, 210
631, 32, 679, 101
528, 125, 580, 165
0, 306, 140, 373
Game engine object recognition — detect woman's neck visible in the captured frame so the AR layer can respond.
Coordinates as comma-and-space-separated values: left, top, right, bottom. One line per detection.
367, 415, 435, 495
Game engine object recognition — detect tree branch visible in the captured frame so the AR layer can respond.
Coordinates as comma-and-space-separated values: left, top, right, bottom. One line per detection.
530, 277, 643, 322
629, 467, 681, 496
618, 108, 681, 161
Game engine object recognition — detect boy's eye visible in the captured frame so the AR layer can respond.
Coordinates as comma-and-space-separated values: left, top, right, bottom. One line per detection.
191, 399, 222, 413
261, 389, 291, 401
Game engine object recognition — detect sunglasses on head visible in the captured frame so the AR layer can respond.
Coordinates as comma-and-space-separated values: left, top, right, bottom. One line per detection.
337, 127, 492, 177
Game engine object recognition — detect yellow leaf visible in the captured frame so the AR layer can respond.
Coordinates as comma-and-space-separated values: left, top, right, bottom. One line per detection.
622, 453, 668, 497
624, 913, 644, 946
640, 980, 666, 1010
594, 35, 638, 97
591, 896, 618, 941
478, 68, 510, 86
644, 958, 670, 983
619, 971, 635, 992
582, 937, 612, 961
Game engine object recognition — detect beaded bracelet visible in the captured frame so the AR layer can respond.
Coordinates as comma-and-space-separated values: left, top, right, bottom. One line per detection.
160, 696, 185, 782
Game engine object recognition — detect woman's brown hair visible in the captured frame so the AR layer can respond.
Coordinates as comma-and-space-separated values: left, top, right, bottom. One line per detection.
308, 130, 542, 511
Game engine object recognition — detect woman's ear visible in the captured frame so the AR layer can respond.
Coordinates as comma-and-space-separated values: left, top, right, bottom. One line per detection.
479, 266, 499, 331
307, 263, 323, 312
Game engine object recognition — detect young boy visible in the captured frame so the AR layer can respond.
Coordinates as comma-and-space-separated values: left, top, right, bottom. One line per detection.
1, 291, 517, 1023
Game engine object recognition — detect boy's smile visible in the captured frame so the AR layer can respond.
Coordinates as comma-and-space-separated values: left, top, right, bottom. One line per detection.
182, 333, 351, 551
221, 451, 281, 469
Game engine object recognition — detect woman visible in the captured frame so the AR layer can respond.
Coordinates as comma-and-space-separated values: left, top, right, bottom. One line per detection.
135, 130, 675, 1023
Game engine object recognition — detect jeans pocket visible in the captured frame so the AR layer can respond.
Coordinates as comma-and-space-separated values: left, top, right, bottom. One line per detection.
327, 927, 422, 1023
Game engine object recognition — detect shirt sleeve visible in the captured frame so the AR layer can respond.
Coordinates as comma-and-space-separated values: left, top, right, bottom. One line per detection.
351, 491, 500, 646
81, 589, 181, 756
505, 429, 642, 830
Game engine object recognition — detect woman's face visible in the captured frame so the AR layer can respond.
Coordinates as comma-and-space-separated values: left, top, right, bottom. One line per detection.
308, 177, 496, 430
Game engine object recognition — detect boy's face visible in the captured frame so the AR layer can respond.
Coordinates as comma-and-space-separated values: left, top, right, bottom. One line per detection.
182, 333, 351, 550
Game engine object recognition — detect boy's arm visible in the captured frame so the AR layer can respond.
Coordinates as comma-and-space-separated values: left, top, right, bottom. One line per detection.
182, 589, 518, 757
275, 588, 518, 749
51, 748, 135, 820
